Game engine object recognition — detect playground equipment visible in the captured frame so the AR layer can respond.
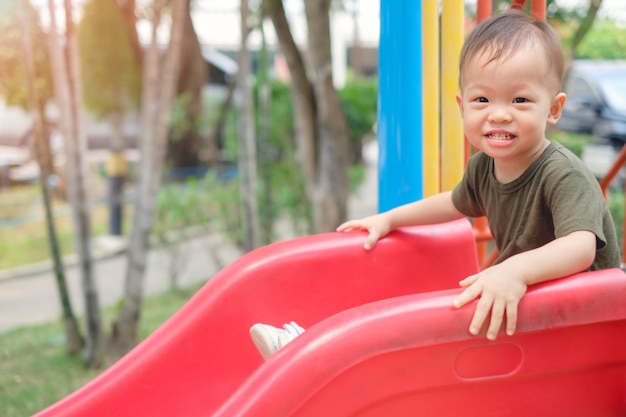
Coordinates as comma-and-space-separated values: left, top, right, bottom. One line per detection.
33, 220, 626, 416
34, 0, 626, 415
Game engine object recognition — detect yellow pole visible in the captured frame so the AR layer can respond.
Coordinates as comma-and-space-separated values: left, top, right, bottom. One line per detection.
440, 0, 465, 191
422, 0, 440, 196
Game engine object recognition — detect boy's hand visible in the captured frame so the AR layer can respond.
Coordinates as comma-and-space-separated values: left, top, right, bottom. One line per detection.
337, 214, 392, 250
453, 264, 528, 340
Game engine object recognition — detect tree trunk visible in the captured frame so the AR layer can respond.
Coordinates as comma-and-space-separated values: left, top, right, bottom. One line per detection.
264, 0, 317, 206
113, 0, 187, 353
33, 113, 61, 200
63, 0, 103, 367
304, 0, 350, 232
106, 111, 128, 236
264, 0, 350, 233
238, 0, 261, 251
206, 75, 237, 169
30, 0, 84, 355
257, 18, 274, 245
205, 28, 250, 170
167, 4, 207, 168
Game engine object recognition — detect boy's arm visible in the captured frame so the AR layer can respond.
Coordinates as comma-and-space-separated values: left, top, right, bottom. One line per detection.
453, 230, 597, 340
337, 191, 465, 249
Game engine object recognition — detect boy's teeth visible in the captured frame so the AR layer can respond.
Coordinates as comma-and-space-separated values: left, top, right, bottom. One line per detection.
488, 134, 511, 139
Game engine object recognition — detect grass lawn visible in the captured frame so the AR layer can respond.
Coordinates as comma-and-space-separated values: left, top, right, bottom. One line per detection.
0, 287, 197, 417
0, 172, 124, 271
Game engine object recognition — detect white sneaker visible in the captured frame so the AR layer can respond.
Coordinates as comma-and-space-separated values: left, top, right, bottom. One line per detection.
249, 321, 306, 359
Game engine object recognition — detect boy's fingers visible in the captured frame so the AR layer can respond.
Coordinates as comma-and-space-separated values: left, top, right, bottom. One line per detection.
336, 221, 357, 232
468, 294, 492, 335
486, 300, 505, 340
336, 221, 384, 250
505, 301, 519, 336
458, 274, 478, 288
363, 230, 381, 250
453, 280, 480, 308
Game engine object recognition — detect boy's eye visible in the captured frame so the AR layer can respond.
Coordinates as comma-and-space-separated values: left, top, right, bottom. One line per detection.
476, 97, 488, 103
513, 97, 528, 103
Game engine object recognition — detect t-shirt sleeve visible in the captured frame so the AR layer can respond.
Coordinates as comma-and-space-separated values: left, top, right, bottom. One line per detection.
545, 164, 608, 249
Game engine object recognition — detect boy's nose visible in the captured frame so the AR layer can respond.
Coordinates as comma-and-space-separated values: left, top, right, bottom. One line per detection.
488, 106, 512, 124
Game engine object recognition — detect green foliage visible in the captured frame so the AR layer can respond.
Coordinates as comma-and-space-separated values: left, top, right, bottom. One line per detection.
261, 157, 312, 239
78, 0, 141, 118
575, 19, 626, 60
154, 172, 243, 248
0, 182, 113, 271
169, 92, 195, 142
164, 76, 375, 246
339, 76, 378, 143
549, 129, 592, 158
252, 77, 375, 239
490, 0, 626, 61
339, 76, 378, 163
0, 0, 53, 109
490, 0, 601, 23
255, 79, 312, 239
260, 80, 296, 151
249, 76, 377, 165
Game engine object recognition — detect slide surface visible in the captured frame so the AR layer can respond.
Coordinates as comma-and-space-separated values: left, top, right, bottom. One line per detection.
34, 219, 626, 416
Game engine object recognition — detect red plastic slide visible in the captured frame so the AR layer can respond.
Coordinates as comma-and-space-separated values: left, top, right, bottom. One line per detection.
34, 219, 626, 416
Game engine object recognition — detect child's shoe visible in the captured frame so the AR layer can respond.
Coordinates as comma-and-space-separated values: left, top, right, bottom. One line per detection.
249, 321, 306, 359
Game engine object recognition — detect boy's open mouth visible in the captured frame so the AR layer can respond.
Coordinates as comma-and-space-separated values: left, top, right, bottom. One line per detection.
486, 133, 514, 140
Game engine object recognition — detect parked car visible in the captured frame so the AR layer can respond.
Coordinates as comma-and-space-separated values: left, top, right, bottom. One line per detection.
557, 60, 626, 151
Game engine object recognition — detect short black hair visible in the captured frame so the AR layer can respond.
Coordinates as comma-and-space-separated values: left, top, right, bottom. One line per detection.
459, 10, 564, 89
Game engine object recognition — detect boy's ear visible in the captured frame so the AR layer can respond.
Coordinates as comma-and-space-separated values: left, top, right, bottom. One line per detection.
456, 93, 464, 116
547, 92, 567, 125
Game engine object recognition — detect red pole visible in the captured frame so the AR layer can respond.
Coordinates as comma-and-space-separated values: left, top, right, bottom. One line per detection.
531, 0, 546, 19
600, 146, 626, 198
509, 0, 527, 10
509, 0, 545, 19
477, 0, 492, 22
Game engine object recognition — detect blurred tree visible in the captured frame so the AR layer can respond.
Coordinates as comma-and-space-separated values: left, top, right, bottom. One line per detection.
256, 12, 274, 245
118, 0, 143, 69
46, 0, 103, 367
21, 0, 84, 358
263, 0, 315, 231
78, 0, 140, 135
572, 18, 626, 59
78, 0, 141, 236
238, 0, 261, 251
489, 0, 605, 64
112, 0, 186, 353
339, 76, 377, 164
552, 0, 604, 63
0, 0, 58, 198
263, 0, 351, 233
167, 4, 207, 169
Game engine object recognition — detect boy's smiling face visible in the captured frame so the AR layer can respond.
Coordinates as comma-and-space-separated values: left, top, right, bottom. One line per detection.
456, 45, 566, 176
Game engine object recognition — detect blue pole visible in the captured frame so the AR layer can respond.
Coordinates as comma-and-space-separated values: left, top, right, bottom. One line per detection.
378, 0, 423, 212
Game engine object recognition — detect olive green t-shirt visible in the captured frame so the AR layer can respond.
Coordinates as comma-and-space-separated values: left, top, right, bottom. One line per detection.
451, 141, 621, 270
